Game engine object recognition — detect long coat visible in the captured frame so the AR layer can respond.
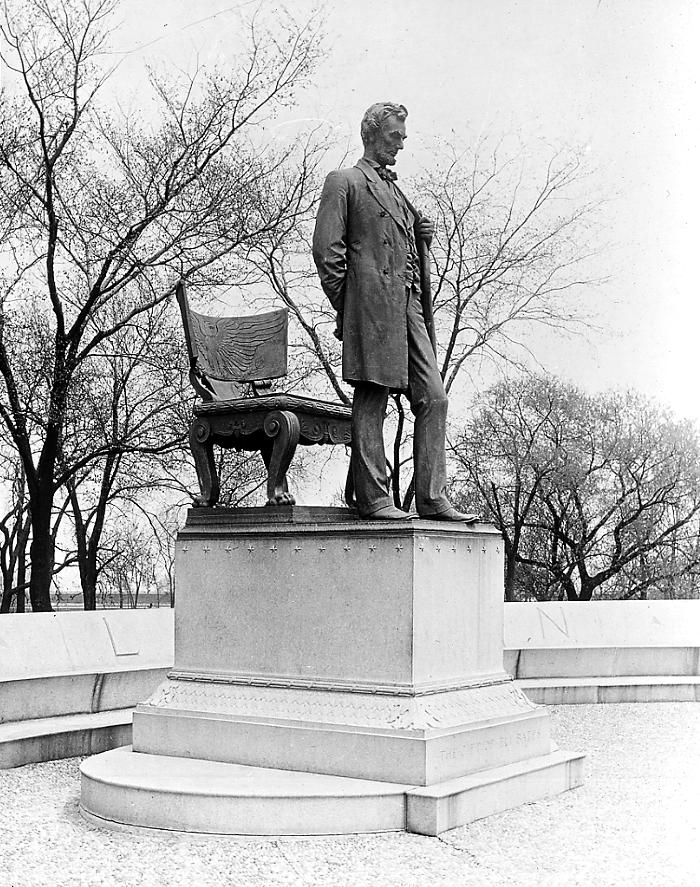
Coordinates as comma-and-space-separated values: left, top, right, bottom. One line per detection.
312, 158, 417, 390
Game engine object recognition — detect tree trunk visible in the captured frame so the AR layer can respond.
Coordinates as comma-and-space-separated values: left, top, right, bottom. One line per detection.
402, 475, 416, 512
562, 576, 582, 602
78, 532, 99, 611
15, 516, 29, 613
28, 498, 55, 612
81, 561, 98, 611
0, 582, 13, 613
504, 550, 517, 602
578, 580, 595, 601
66, 479, 97, 609
69, 455, 116, 611
26, 414, 63, 612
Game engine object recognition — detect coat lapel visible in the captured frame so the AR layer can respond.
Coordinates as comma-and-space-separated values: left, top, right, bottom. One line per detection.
356, 158, 407, 233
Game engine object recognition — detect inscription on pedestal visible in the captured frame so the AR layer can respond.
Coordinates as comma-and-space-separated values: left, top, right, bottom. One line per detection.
439, 726, 545, 763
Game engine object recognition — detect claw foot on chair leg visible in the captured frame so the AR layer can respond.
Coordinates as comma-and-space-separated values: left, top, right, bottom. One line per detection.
266, 491, 296, 506
192, 494, 216, 508
263, 410, 300, 508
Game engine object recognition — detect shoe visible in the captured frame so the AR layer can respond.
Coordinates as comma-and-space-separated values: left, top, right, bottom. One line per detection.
418, 506, 480, 523
359, 504, 411, 520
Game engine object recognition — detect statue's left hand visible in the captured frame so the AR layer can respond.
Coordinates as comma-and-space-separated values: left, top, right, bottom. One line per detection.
416, 216, 434, 246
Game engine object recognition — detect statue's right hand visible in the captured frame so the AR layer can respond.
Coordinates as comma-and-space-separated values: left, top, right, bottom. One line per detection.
334, 311, 344, 341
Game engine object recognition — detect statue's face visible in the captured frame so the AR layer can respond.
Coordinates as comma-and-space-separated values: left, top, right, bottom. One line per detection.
368, 114, 407, 167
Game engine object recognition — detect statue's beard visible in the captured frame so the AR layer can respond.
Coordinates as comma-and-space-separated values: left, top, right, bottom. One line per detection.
375, 147, 397, 167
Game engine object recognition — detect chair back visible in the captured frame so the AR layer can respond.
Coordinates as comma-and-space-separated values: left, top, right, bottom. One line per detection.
176, 281, 288, 401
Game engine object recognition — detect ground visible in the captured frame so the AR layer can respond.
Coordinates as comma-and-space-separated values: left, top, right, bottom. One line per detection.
1, 703, 698, 887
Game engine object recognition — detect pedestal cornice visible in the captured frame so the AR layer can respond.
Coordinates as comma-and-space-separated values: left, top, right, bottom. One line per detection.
166, 668, 513, 697
179, 505, 502, 540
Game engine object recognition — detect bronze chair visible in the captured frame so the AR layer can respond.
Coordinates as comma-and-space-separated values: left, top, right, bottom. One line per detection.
176, 281, 352, 507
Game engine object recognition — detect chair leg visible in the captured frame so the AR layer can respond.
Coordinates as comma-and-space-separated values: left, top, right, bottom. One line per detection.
344, 459, 356, 508
260, 445, 289, 489
190, 419, 220, 507
263, 410, 300, 505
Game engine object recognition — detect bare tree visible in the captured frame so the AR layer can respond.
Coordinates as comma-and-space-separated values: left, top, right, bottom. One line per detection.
96, 522, 156, 608
0, 0, 325, 609
421, 143, 602, 388
452, 375, 700, 601
536, 390, 700, 601
141, 504, 182, 608
61, 301, 189, 608
450, 375, 579, 600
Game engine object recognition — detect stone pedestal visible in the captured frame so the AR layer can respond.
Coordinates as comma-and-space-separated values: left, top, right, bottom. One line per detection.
80, 507, 583, 836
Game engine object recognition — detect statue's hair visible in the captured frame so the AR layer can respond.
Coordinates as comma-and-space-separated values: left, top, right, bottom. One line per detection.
360, 102, 408, 147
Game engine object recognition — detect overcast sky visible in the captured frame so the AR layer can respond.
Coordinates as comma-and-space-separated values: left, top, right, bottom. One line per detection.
111, 0, 700, 422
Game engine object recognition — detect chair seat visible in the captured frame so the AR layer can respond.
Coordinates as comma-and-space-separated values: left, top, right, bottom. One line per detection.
194, 392, 352, 422
194, 391, 352, 450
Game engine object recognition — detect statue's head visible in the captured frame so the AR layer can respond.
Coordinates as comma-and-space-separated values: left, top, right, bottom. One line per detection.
360, 102, 408, 167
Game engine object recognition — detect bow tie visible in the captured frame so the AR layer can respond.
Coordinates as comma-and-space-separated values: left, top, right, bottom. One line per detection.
376, 166, 397, 182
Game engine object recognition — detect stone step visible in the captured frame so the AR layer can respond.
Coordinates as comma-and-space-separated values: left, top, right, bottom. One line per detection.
79, 745, 585, 837
80, 746, 409, 836
407, 749, 585, 835
516, 676, 700, 704
0, 709, 133, 769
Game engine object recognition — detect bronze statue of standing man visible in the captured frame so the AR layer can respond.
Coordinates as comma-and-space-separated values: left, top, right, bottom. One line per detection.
313, 102, 475, 522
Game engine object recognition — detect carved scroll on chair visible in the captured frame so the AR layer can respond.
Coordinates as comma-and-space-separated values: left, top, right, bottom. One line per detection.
176, 281, 352, 507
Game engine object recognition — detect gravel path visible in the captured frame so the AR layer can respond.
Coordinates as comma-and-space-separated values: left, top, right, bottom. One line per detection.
1, 703, 699, 887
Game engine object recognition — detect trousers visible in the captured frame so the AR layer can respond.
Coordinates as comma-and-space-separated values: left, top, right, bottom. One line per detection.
351, 290, 451, 516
